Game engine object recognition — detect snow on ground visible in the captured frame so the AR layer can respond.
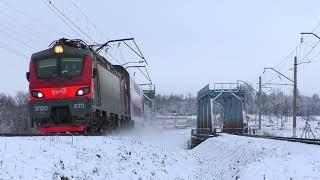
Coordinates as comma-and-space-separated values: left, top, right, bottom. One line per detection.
0, 127, 195, 180
192, 134, 320, 180
0, 126, 320, 179
247, 114, 320, 138
112, 126, 191, 150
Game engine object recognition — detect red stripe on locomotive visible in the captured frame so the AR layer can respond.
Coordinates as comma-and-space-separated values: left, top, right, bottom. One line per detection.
30, 86, 93, 101
39, 125, 86, 134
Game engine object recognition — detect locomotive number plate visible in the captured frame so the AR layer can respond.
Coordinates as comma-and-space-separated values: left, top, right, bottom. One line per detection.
73, 103, 85, 109
34, 106, 48, 112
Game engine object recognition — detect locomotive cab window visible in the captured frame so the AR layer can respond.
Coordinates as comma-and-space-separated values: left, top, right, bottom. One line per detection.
36, 58, 83, 78
60, 58, 83, 77
36, 59, 57, 78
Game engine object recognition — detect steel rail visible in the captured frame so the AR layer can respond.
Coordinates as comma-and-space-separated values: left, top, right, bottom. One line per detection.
0, 133, 105, 137
229, 133, 320, 145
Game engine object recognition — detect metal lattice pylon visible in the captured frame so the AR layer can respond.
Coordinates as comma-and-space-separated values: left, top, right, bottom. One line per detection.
301, 119, 315, 139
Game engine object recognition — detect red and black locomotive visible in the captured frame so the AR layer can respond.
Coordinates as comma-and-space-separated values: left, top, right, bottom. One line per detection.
26, 38, 143, 134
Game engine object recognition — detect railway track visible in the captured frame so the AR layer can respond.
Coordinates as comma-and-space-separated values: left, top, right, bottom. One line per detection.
0, 129, 114, 137
230, 133, 320, 145
190, 132, 320, 149
0, 133, 104, 137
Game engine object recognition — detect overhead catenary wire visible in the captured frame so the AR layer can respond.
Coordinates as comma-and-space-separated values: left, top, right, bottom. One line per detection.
105, 52, 123, 65
112, 43, 127, 65
106, 50, 151, 82
0, 0, 154, 85
0, 21, 41, 43
60, 6, 152, 84
0, 20, 37, 44
0, 8, 53, 43
262, 20, 320, 84
0, 41, 28, 59
262, 45, 299, 85
304, 48, 320, 63
144, 66, 152, 82
136, 67, 152, 82
122, 41, 151, 82
0, 26, 37, 51
262, 68, 292, 86
8, 0, 152, 83
0, 0, 72, 38
274, 38, 320, 81
40, 0, 89, 43
263, 42, 302, 84
118, 44, 127, 64
263, 32, 320, 85
45, 0, 97, 43
97, 39, 152, 83
122, 41, 147, 64
298, 40, 320, 64
70, 0, 107, 43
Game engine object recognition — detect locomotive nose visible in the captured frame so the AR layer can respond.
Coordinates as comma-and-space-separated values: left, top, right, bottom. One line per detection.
30, 98, 92, 127
51, 106, 71, 124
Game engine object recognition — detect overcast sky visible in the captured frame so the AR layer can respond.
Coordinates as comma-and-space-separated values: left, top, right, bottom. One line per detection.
0, 0, 320, 96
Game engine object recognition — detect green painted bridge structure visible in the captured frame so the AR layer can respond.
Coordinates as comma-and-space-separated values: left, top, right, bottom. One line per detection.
196, 83, 246, 134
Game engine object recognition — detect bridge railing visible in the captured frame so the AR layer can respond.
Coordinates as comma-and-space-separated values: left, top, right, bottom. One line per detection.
212, 83, 240, 93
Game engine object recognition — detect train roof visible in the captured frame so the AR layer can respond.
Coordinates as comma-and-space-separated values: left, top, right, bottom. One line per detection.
31, 44, 93, 60
31, 38, 131, 79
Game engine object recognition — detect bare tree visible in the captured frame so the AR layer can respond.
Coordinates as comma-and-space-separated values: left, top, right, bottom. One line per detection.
0, 93, 15, 133
11, 91, 30, 133
0, 92, 31, 134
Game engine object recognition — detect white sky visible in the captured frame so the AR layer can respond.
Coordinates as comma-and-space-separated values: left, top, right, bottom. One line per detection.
0, 0, 320, 96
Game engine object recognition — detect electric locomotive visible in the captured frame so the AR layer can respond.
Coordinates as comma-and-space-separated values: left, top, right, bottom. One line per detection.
26, 38, 143, 134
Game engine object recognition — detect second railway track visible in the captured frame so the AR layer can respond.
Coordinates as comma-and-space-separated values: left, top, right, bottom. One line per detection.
229, 133, 320, 145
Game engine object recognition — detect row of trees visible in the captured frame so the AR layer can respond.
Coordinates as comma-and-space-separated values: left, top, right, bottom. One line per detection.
155, 93, 196, 116
245, 88, 320, 117
155, 89, 320, 117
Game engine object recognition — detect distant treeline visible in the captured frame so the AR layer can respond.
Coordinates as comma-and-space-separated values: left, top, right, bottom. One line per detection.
156, 89, 320, 117
245, 88, 320, 117
155, 93, 197, 116
1, 89, 320, 133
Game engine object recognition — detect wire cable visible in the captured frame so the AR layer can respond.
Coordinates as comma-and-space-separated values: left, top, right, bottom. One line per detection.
40, 0, 88, 42
298, 40, 320, 63
0, 0, 71, 38
137, 67, 152, 82
0, 42, 28, 59
70, 0, 107, 42
45, 0, 96, 43
0, 26, 37, 51
263, 20, 320, 84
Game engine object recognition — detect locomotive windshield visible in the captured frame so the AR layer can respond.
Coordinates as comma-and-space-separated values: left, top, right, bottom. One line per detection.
37, 59, 57, 78
36, 58, 83, 78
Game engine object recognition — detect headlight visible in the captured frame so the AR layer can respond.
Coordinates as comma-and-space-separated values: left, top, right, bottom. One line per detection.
75, 87, 90, 96
31, 90, 45, 98
54, 45, 63, 54
37, 92, 44, 98
77, 89, 84, 96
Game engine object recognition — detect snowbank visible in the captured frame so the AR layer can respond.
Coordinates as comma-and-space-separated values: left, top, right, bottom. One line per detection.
0, 128, 320, 179
247, 115, 320, 138
192, 134, 320, 180
0, 128, 194, 180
